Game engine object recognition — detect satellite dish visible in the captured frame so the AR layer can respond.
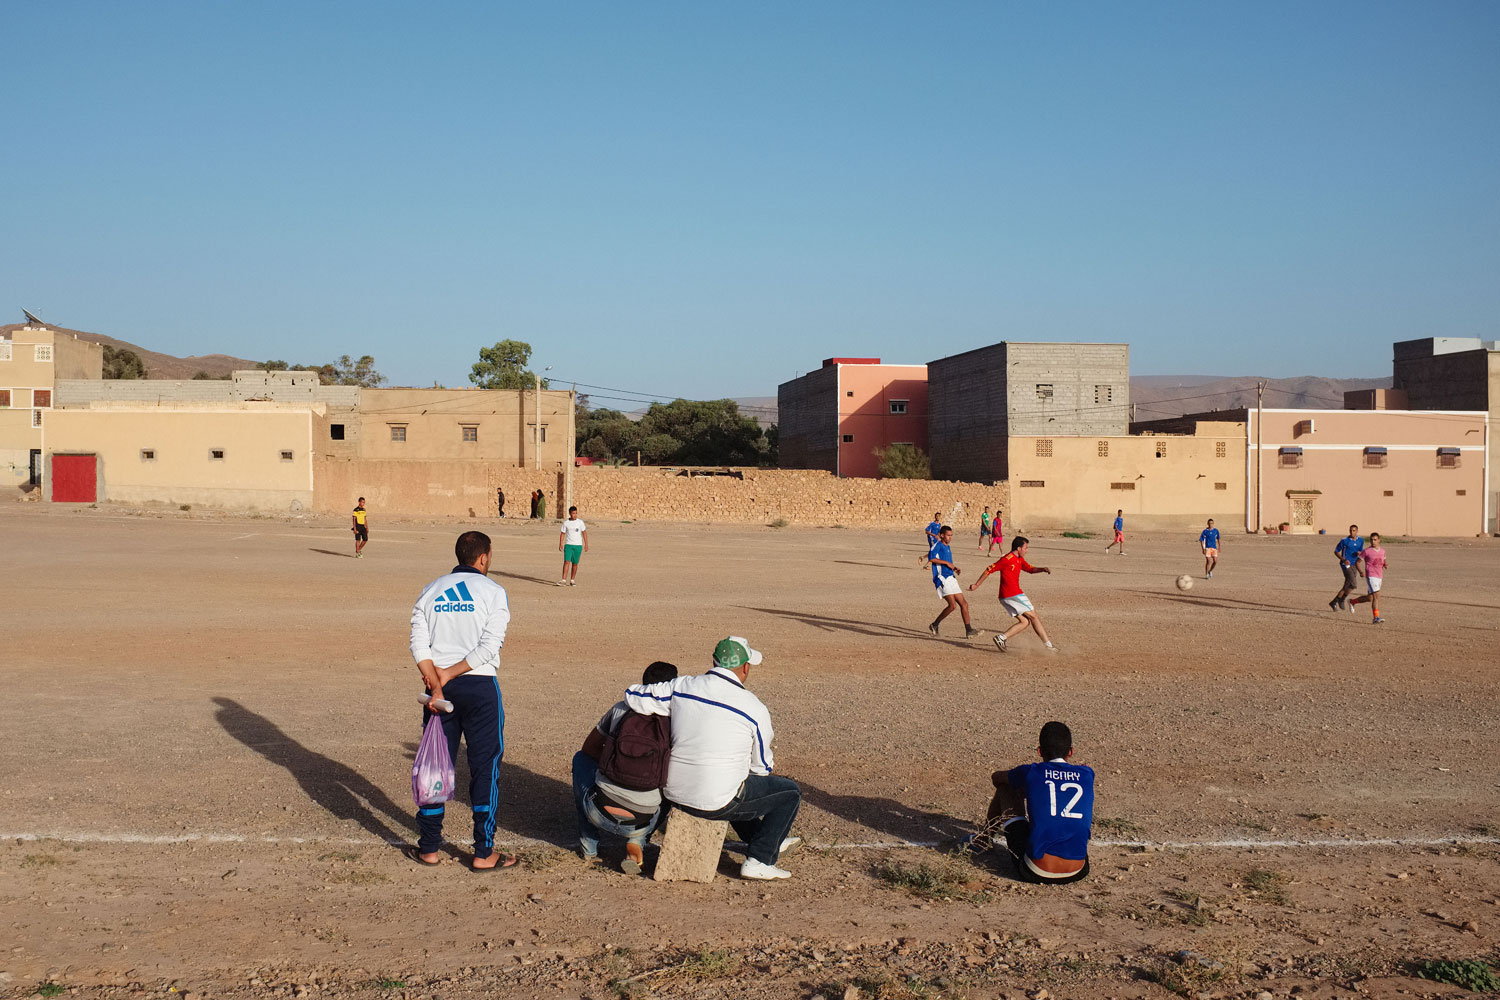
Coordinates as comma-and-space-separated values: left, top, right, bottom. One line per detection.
21, 308, 44, 325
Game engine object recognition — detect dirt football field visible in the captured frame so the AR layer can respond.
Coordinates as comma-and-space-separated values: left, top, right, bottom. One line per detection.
4, 503, 1499, 1000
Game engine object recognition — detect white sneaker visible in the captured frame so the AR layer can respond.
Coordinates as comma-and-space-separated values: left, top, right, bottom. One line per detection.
777, 836, 802, 858
740, 857, 792, 880
557, 580, 568, 587
569, 580, 577, 586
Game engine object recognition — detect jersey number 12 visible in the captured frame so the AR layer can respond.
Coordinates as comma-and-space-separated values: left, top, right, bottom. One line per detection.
1046, 780, 1084, 819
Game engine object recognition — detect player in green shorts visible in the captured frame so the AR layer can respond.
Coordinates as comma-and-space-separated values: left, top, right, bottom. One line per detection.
559, 505, 589, 586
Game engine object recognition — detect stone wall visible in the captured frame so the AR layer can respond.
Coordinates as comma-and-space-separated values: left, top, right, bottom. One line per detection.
570, 466, 1008, 529
313, 457, 566, 519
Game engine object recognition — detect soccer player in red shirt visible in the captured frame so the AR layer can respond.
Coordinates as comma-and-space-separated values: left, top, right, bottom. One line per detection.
968, 535, 1055, 652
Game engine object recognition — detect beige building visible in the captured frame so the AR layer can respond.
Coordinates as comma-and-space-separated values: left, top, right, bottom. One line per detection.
43, 403, 318, 508
1006, 421, 1246, 532
0, 324, 103, 492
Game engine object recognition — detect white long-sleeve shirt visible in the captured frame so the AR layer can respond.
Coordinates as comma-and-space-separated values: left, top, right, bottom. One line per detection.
409, 566, 510, 677
624, 666, 775, 811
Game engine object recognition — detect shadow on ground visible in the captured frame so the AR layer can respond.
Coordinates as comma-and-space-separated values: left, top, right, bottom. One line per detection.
308, 548, 353, 558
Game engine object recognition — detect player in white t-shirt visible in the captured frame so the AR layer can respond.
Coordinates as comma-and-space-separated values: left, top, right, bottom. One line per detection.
559, 505, 589, 586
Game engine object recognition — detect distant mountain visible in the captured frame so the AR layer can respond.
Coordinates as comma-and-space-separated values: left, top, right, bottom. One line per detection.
1, 321, 258, 380
1129, 375, 1392, 420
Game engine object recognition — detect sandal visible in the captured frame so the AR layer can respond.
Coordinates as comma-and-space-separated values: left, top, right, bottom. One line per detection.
404, 846, 442, 867
470, 852, 519, 872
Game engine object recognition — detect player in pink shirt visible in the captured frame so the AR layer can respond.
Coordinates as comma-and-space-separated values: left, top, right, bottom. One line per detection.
1348, 532, 1387, 624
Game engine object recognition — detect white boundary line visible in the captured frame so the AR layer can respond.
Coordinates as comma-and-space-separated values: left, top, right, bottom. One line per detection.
4, 831, 1498, 850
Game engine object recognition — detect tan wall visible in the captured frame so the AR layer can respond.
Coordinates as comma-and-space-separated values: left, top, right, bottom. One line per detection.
0, 409, 40, 489
313, 457, 564, 520
352, 387, 573, 466
44, 405, 316, 511
1247, 409, 1487, 537
0, 326, 102, 391
1007, 426, 1246, 532
571, 466, 1008, 529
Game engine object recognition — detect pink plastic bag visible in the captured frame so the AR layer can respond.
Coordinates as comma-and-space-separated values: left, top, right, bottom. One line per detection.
412, 714, 456, 806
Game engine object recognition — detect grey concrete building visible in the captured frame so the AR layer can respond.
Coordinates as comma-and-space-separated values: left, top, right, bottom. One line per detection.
927, 342, 1130, 482
1392, 337, 1500, 531
776, 364, 842, 473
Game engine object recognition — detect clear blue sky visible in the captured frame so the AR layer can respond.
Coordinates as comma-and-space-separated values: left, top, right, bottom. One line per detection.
4, 2, 1496, 406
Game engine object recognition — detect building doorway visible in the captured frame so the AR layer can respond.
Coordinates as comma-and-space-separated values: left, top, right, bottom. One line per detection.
28, 449, 41, 488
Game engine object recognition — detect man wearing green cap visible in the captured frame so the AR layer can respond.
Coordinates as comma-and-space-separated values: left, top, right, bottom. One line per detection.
624, 636, 803, 880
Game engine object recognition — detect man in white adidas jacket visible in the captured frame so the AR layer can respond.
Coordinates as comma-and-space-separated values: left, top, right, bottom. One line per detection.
624, 636, 802, 880
408, 530, 514, 870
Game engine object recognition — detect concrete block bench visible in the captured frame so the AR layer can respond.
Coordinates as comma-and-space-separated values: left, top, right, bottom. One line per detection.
652, 808, 729, 883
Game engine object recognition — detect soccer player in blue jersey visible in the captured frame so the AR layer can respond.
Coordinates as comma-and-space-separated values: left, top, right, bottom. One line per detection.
1330, 524, 1365, 611
928, 526, 979, 639
962, 721, 1092, 884
1199, 518, 1221, 579
920, 512, 942, 567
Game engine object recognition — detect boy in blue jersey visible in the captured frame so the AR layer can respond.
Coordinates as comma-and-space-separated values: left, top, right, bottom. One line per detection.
1329, 524, 1364, 611
920, 512, 942, 567
1199, 518, 1221, 579
963, 721, 1092, 884
928, 526, 979, 639
1104, 510, 1125, 555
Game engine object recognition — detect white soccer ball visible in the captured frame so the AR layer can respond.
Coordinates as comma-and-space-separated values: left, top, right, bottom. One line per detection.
1176, 574, 1194, 591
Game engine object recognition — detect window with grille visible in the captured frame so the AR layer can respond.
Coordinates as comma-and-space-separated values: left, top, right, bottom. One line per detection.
279, 450, 294, 462
1035, 384, 1053, 401
31, 409, 41, 428
1019, 480, 1045, 488
1097, 440, 1109, 458
461, 425, 478, 442
390, 425, 407, 442
1278, 448, 1303, 469
1155, 440, 1167, 459
1215, 441, 1226, 458
889, 400, 908, 415
1094, 384, 1112, 405
0, 342, 11, 361
1109, 482, 1135, 491
32, 389, 51, 408
1036, 439, 1053, 457
141, 449, 156, 461
210, 448, 225, 460
34, 345, 53, 362
1362, 447, 1388, 468
1437, 448, 1460, 469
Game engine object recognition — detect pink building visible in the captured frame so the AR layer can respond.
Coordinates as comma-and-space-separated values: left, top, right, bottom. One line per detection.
777, 358, 928, 478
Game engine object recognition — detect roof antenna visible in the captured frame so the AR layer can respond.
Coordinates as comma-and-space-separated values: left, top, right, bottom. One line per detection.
22, 308, 44, 326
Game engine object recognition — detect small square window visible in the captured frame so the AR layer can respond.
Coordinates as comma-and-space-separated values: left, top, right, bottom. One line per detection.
210, 448, 225, 460
1456, 489, 1467, 496
540, 426, 547, 442
0, 389, 9, 408
1215, 441, 1226, 459
34, 345, 53, 362
31, 409, 42, 428
1036, 439, 1053, 457
1363, 452, 1387, 469
1278, 453, 1302, 469
330, 423, 345, 440
141, 449, 156, 462
462, 425, 478, 442
1383, 490, 1394, 497
1019, 480, 1045, 488
1214, 482, 1227, 490
279, 450, 294, 462
846, 390, 854, 397
390, 425, 407, 442
1093, 384, 1112, 405
32, 389, 51, 408
1096, 440, 1108, 458
1109, 482, 1135, 491
1436, 448, 1460, 469
1035, 384, 1054, 401
889, 400, 908, 415
842, 434, 854, 443
1155, 441, 1167, 459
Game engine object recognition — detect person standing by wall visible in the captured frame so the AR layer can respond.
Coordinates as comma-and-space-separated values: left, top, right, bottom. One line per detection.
496, 488, 505, 519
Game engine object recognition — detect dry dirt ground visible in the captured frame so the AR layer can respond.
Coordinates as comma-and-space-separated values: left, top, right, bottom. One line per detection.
4, 504, 1499, 1000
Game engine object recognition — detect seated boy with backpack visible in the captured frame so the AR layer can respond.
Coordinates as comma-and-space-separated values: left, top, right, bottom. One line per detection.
571, 661, 677, 874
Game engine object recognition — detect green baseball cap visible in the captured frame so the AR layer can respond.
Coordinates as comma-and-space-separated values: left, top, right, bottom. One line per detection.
713, 635, 763, 670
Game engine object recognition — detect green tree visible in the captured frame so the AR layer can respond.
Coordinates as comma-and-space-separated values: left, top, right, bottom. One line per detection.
470, 340, 548, 390
102, 345, 147, 379
318, 354, 386, 387
637, 399, 768, 466
875, 443, 931, 479
192, 370, 231, 380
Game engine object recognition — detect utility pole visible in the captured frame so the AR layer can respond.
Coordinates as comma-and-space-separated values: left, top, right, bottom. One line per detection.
533, 372, 542, 471
565, 382, 576, 516
1255, 379, 1265, 533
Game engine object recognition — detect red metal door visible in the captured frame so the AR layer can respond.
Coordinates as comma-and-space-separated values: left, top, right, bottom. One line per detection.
51, 454, 97, 502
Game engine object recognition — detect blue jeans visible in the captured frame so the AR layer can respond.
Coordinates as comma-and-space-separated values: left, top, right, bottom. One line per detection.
571, 751, 661, 857
679, 774, 801, 865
